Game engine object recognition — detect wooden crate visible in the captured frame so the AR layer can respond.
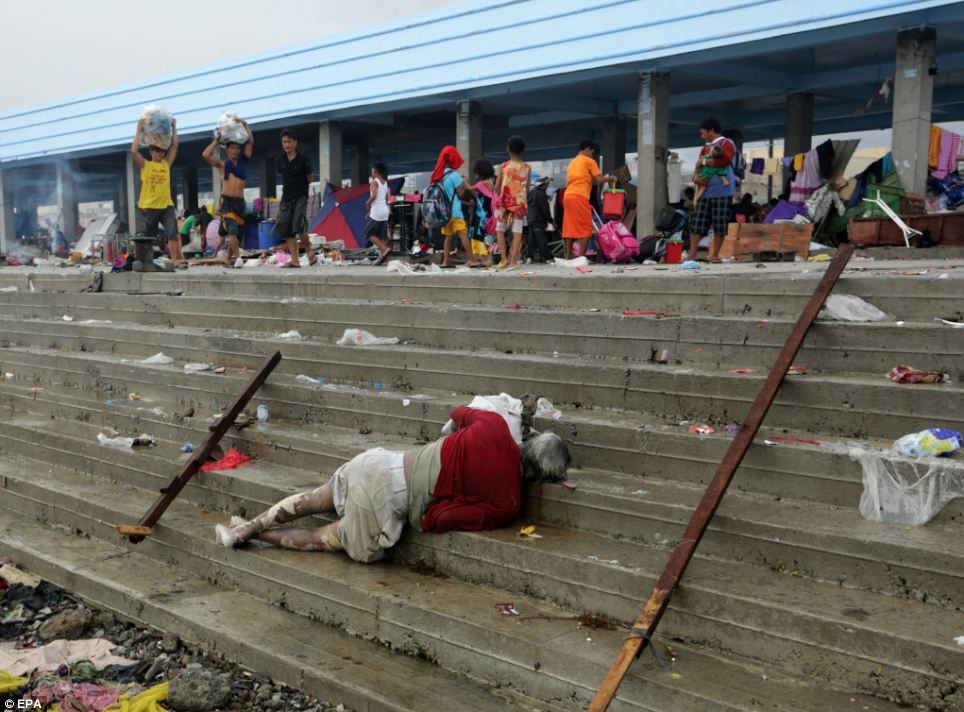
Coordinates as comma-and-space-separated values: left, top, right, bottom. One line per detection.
848, 212, 964, 246
719, 223, 812, 258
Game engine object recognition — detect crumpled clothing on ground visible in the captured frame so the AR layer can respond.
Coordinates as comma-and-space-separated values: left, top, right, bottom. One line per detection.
38, 681, 169, 712
30, 679, 122, 711
0, 668, 27, 693
199, 447, 253, 472
0, 638, 135, 676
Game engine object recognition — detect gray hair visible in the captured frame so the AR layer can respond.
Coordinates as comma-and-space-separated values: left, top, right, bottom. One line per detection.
521, 432, 571, 482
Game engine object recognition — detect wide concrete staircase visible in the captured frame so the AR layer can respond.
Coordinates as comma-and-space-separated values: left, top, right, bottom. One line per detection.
0, 266, 960, 711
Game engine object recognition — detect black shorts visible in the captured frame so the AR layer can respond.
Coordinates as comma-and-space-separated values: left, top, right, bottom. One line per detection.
276, 195, 308, 239
363, 218, 389, 241
141, 207, 176, 239
691, 196, 731, 237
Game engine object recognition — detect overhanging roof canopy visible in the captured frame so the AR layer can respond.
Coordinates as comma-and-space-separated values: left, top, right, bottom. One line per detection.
3, 0, 964, 166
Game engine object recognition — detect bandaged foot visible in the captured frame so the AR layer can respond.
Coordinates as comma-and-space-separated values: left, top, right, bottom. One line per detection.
214, 524, 240, 548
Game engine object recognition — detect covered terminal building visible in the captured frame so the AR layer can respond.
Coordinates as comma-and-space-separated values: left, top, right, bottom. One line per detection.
2, 0, 964, 246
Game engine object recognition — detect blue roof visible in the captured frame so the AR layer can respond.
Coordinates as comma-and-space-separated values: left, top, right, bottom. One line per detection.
2, 0, 962, 163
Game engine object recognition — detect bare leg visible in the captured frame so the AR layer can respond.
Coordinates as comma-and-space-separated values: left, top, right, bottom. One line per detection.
441, 233, 455, 266
496, 230, 509, 267
285, 237, 301, 267
509, 230, 522, 266
228, 484, 334, 545
688, 232, 702, 261
227, 235, 240, 263
299, 234, 316, 264
252, 521, 342, 552
575, 237, 589, 258
456, 231, 478, 266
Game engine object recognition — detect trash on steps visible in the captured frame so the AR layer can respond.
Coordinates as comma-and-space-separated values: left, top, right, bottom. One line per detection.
336, 328, 399, 347
887, 364, 949, 384
893, 429, 962, 458
199, 447, 253, 472
97, 433, 155, 449
818, 294, 890, 322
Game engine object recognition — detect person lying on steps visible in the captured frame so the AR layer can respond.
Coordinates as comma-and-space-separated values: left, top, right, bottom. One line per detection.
214, 406, 570, 563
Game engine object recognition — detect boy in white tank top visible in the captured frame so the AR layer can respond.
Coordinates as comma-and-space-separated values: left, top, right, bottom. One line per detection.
364, 161, 392, 266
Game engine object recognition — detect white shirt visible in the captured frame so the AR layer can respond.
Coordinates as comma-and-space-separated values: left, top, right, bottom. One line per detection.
370, 178, 390, 221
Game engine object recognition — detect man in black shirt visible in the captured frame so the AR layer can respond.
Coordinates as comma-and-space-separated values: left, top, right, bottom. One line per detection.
276, 128, 316, 267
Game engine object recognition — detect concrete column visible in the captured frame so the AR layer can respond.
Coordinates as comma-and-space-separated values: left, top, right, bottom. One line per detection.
124, 152, 139, 232
892, 27, 936, 194
0, 168, 15, 255
601, 116, 627, 173
181, 165, 199, 212
259, 156, 277, 199
56, 160, 78, 237
317, 121, 343, 188
211, 166, 222, 208
455, 101, 482, 175
635, 72, 669, 236
784, 92, 814, 157
351, 145, 370, 186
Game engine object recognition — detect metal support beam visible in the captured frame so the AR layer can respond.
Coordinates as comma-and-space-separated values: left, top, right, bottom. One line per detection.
636, 73, 669, 237
351, 145, 370, 186
456, 100, 482, 176
892, 27, 936, 194
784, 91, 814, 157
0, 168, 15, 255
318, 121, 343, 187
601, 116, 627, 172
589, 244, 855, 711
125, 152, 139, 233
56, 160, 78, 237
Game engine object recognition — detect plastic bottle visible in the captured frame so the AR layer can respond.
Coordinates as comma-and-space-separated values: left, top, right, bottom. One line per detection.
256, 404, 269, 423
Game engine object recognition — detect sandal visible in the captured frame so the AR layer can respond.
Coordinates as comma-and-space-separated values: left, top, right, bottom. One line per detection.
374, 251, 391, 267
439, 264, 456, 269
468, 262, 485, 269
496, 261, 511, 270
280, 263, 301, 268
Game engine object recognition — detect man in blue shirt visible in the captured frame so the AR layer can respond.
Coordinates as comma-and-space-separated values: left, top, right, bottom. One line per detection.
688, 116, 737, 263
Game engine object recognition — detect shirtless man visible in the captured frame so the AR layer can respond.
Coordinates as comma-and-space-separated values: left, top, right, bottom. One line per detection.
203, 118, 254, 264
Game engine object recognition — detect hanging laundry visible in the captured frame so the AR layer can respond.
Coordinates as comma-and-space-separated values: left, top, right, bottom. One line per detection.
929, 124, 942, 169
848, 153, 891, 208
764, 157, 782, 175
789, 150, 822, 204
931, 129, 961, 180
816, 139, 835, 180
793, 153, 805, 171
750, 157, 765, 175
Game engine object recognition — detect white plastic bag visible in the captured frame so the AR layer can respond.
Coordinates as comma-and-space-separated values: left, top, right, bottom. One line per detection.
184, 362, 215, 373
819, 294, 890, 322
97, 432, 155, 449
851, 447, 964, 525
215, 112, 249, 146
336, 328, 399, 347
140, 352, 175, 365
535, 397, 563, 420
276, 330, 303, 341
139, 105, 173, 149
463, 393, 524, 444
553, 256, 589, 268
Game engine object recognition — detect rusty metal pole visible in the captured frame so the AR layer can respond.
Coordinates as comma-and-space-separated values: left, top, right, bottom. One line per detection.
589, 244, 854, 711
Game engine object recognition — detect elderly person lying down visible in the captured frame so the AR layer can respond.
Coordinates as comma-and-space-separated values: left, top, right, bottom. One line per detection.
215, 397, 570, 563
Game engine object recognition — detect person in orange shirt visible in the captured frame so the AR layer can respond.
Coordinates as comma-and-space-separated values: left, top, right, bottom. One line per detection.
562, 141, 615, 259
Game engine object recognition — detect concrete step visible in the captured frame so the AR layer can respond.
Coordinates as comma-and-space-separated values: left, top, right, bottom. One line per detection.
0, 510, 539, 712
0, 457, 933, 711
0, 381, 960, 611
52, 266, 964, 320
0, 291, 960, 379
2, 319, 961, 440
0, 346, 934, 522
0, 415, 960, 711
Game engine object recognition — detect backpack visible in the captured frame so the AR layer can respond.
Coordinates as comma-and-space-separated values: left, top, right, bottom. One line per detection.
421, 171, 454, 228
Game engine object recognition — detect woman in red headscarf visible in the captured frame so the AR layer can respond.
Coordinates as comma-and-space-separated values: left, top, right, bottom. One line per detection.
430, 146, 483, 268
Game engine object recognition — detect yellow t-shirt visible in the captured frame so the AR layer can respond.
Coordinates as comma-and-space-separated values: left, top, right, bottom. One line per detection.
138, 160, 173, 210
566, 153, 601, 200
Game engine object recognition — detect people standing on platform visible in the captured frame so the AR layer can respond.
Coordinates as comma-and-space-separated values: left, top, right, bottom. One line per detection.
493, 135, 531, 269
526, 176, 555, 263
203, 118, 253, 265
132, 117, 182, 267
688, 116, 736, 263
431, 146, 483, 269
562, 141, 615, 259
364, 161, 393, 266
276, 128, 316, 268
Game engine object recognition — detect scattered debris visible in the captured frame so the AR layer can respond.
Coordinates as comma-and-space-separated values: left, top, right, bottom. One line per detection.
62, 315, 74, 321
893, 429, 962, 458
0, 638, 134, 676
276, 330, 303, 341
495, 603, 520, 618
172, 407, 194, 423
97, 433, 155, 449
724, 422, 741, 433
935, 318, 964, 329
183, 363, 214, 373
0, 564, 42, 588
552, 256, 589, 268
954, 636, 964, 647
577, 612, 619, 630
786, 365, 807, 376
587, 556, 620, 565
680, 260, 700, 270
819, 294, 889, 322
887, 364, 948, 384
256, 404, 270, 423
139, 352, 175, 366
688, 424, 714, 435
535, 397, 563, 420
296, 374, 326, 385
0, 286, 17, 292
199, 447, 252, 472
769, 435, 822, 446
518, 525, 542, 540
336, 328, 399, 347
575, 266, 593, 274
180, 444, 194, 453
732, 368, 757, 374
